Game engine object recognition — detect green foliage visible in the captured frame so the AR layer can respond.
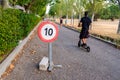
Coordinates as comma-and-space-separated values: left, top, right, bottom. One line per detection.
0, 8, 22, 55
0, 0, 48, 61
49, 0, 60, 16
9, 0, 17, 6
49, 0, 75, 17
49, 4, 58, 16
94, 34, 120, 45
99, 4, 120, 19
19, 12, 40, 37
116, 39, 120, 45
0, 8, 40, 57
8, 0, 52, 16
16, 0, 31, 6
30, 0, 47, 16
13, 0, 50, 16
109, 4, 120, 18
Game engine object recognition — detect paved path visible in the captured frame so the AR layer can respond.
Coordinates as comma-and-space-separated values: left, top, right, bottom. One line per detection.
2, 25, 120, 80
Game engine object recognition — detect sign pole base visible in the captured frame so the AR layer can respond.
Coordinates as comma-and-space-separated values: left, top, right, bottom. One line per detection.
48, 43, 62, 72
48, 64, 62, 72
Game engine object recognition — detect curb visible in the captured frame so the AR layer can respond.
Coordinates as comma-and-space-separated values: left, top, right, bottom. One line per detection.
90, 35, 118, 47
0, 21, 41, 78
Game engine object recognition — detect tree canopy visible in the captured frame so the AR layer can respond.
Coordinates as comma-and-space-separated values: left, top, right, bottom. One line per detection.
49, 0, 119, 19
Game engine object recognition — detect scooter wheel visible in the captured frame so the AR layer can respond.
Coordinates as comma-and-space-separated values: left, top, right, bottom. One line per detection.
86, 47, 90, 52
78, 41, 81, 47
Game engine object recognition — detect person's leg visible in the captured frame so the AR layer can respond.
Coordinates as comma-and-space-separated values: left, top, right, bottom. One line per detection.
81, 39, 84, 46
79, 30, 88, 46
78, 33, 82, 47
81, 38, 87, 46
60, 23, 62, 27
78, 39, 81, 47
82, 30, 89, 46
83, 38, 87, 44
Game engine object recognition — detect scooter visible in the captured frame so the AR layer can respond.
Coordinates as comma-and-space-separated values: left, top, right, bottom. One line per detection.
78, 40, 90, 52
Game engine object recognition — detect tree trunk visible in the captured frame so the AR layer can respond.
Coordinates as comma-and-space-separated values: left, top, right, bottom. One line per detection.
71, 15, 72, 25
92, 13, 95, 22
79, 14, 81, 20
65, 15, 68, 24
2, 0, 10, 9
117, 0, 120, 34
117, 19, 120, 34
78, 13, 81, 24
90, 13, 95, 30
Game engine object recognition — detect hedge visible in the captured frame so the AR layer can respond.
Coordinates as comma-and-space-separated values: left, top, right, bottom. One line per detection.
0, 7, 40, 61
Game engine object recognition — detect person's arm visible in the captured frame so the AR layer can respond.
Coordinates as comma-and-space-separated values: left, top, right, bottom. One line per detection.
78, 19, 82, 27
89, 19, 92, 30
88, 23, 91, 33
78, 22, 80, 27
78, 22, 82, 27
89, 23, 92, 29
89, 20, 92, 32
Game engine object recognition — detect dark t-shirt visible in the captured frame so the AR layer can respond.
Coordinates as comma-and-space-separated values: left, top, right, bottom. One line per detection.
80, 17, 91, 30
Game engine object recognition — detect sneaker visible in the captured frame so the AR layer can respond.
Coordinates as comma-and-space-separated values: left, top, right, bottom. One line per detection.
84, 44, 88, 48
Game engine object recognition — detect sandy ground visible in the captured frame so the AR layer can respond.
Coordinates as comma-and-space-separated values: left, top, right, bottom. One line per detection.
56, 19, 120, 39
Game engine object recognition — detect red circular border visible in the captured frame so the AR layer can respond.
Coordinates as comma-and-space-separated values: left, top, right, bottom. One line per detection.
37, 21, 58, 43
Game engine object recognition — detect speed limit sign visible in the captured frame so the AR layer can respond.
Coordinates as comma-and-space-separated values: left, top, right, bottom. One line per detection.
38, 21, 58, 42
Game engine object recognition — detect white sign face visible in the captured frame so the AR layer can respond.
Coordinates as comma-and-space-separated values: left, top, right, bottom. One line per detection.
41, 24, 56, 40
38, 21, 58, 42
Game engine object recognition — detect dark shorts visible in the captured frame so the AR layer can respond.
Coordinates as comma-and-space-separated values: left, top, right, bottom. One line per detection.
79, 29, 89, 39
60, 20, 63, 24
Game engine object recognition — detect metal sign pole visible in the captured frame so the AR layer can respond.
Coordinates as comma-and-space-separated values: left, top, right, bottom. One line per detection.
48, 42, 62, 72
48, 42, 53, 71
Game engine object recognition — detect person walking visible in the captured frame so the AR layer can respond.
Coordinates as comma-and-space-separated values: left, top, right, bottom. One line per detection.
78, 11, 92, 47
60, 17, 63, 27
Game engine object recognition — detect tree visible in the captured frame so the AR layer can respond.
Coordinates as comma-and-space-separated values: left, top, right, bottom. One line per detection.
49, 0, 75, 24
49, 4, 58, 17
86, 0, 105, 21
2, 0, 11, 9
99, 4, 120, 19
62, 0, 75, 25
83, 0, 105, 30
109, 4, 120, 19
49, 0, 64, 17
1, 0, 56, 16
110, 0, 120, 8
108, 0, 120, 34
73, 0, 87, 20
15, 0, 50, 15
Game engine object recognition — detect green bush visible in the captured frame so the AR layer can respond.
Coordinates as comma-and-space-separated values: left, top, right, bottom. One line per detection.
92, 33, 120, 45
0, 8, 40, 57
116, 39, 120, 45
19, 13, 40, 37
0, 8, 22, 55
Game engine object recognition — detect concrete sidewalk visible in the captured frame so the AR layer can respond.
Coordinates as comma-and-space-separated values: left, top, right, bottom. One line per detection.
0, 21, 41, 78
1, 24, 120, 80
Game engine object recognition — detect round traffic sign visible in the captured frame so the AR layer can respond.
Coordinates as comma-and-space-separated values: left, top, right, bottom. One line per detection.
38, 21, 58, 42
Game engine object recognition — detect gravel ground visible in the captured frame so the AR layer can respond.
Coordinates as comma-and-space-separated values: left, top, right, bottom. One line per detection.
2, 25, 120, 80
